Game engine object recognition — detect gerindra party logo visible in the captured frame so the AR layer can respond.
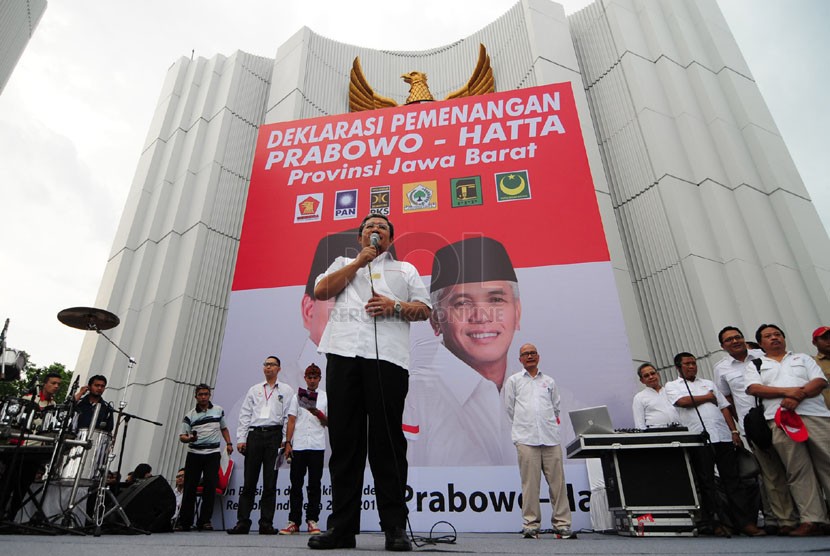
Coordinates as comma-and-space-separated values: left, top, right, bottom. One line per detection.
495, 170, 531, 202
403, 181, 438, 212
294, 193, 323, 223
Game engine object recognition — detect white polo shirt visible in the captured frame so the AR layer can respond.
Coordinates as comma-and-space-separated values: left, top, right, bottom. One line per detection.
316, 251, 431, 370
714, 348, 764, 427
632, 387, 679, 429
665, 377, 732, 442
287, 389, 328, 451
743, 352, 830, 420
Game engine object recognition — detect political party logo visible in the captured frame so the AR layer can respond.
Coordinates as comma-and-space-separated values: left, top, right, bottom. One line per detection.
495, 170, 531, 202
294, 193, 323, 223
369, 185, 391, 215
402, 180, 438, 213
334, 189, 358, 220
450, 176, 483, 208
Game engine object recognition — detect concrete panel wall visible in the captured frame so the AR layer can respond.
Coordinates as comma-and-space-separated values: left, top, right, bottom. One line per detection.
74, 51, 273, 475
569, 0, 830, 381
0, 0, 46, 94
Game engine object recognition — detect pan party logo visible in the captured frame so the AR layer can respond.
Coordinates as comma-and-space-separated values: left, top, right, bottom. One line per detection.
495, 171, 531, 202
403, 181, 438, 212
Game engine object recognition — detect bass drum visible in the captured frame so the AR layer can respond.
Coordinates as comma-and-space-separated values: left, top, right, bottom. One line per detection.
58, 428, 112, 485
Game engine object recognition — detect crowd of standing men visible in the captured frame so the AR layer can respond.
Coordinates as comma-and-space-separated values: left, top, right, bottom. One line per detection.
633, 324, 830, 537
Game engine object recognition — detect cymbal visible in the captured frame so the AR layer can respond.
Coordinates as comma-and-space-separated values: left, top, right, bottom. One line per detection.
57, 307, 120, 331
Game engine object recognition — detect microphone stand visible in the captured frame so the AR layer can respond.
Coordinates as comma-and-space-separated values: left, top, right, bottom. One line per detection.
677, 369, 712, 451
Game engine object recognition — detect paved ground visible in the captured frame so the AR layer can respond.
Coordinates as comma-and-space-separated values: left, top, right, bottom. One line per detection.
0, 528, 828, 556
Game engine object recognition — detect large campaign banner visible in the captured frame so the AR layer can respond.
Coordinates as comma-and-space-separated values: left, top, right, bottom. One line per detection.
213, 83, 637, 532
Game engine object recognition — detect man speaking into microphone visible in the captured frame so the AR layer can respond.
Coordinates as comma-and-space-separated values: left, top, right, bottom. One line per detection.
309, 213, 430, 552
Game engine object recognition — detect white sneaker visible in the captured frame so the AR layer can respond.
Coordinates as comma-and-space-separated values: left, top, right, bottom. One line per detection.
521, 528, 539, 539
555, 528, 576, 539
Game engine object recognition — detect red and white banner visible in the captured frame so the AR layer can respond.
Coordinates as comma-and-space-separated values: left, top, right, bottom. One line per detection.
214, 83, 636, 531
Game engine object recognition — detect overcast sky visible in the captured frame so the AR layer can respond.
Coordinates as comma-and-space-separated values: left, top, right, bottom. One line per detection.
1, 0, 827, 369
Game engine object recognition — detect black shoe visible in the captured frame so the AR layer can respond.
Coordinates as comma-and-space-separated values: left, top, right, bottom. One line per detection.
259, 524, 278, 535
174, 524, 191, 532
226, 523, 250, 535
385, 527, 412, 552
308, 529, 357, 550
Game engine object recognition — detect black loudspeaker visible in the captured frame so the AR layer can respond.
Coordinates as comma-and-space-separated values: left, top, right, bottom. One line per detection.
114, 475, 176, 532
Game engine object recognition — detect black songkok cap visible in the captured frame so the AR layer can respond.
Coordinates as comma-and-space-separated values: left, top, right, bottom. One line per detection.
430, 236, 517, 293
305, 228, 397, 297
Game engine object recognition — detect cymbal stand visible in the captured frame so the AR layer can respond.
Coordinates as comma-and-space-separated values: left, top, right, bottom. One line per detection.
85, 324, 148, 535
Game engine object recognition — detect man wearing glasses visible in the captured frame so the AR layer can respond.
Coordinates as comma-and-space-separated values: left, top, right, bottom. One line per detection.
714, 326, 795, 534
504, 344, 574, 539
631, 362, 679, 429
227, 356, 293, 535
309, 213, 431, 551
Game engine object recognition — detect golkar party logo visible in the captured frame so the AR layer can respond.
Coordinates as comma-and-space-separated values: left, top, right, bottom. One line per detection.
334, 189, 358, 220
370, 185, 391, 216
402, 180, 438, 212
450, 176, 483, 208
294, 193, 323, 223
495, 170, 531, 202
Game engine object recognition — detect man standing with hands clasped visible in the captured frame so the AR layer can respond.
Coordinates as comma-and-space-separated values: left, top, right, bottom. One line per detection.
177, 384, 233, 531
228, 356, 294, 535
504, 344, 574, 540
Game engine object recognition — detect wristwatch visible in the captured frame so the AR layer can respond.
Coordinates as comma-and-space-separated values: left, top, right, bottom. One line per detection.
393, 301, 402, 314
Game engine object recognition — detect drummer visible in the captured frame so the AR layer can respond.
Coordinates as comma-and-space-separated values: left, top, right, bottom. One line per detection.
2, 373, 62, 519
74, 375, 114, 432
24, 371, 62, 410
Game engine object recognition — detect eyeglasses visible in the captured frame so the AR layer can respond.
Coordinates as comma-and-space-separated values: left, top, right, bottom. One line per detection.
364, 223, 388, 231
520, 351, 537, 357
721, 335, 744, 344
175, 474, 184, 479
263, 362, 279, 367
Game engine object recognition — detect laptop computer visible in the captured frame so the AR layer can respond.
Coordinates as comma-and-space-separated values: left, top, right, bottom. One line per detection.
569, 405, 614, 436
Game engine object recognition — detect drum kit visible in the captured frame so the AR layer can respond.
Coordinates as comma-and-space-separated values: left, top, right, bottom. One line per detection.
0, 307, 160, 536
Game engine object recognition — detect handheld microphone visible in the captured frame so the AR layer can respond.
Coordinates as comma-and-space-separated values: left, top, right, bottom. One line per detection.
1, 318, 8, 340
370, 232, 380, 249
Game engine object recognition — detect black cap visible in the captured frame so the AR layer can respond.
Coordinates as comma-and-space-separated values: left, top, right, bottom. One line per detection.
305, 228, 397, 297
430, 236, 517, 293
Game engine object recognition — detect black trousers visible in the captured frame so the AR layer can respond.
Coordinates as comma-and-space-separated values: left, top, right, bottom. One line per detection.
325, 354, 408, 534
689, 442, 759, 529
237, 427, 280, 527
179, 451, 220, 527
288, 449, 324, 524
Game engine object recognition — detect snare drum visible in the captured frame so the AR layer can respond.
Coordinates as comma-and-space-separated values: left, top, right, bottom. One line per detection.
58, 428, 112, 485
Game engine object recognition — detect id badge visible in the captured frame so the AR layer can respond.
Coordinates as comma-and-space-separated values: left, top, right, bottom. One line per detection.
259, 404, 270, 420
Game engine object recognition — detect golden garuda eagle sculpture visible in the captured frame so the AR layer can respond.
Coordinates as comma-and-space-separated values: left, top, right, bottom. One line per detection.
349, 43, 494, 112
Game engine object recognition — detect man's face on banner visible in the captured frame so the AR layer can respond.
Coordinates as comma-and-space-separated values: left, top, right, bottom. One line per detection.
432, 280, 521, 372
302, 294, 335, 346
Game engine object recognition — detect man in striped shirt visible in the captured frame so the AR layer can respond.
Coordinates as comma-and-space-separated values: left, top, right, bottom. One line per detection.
177, 383, 233, 531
